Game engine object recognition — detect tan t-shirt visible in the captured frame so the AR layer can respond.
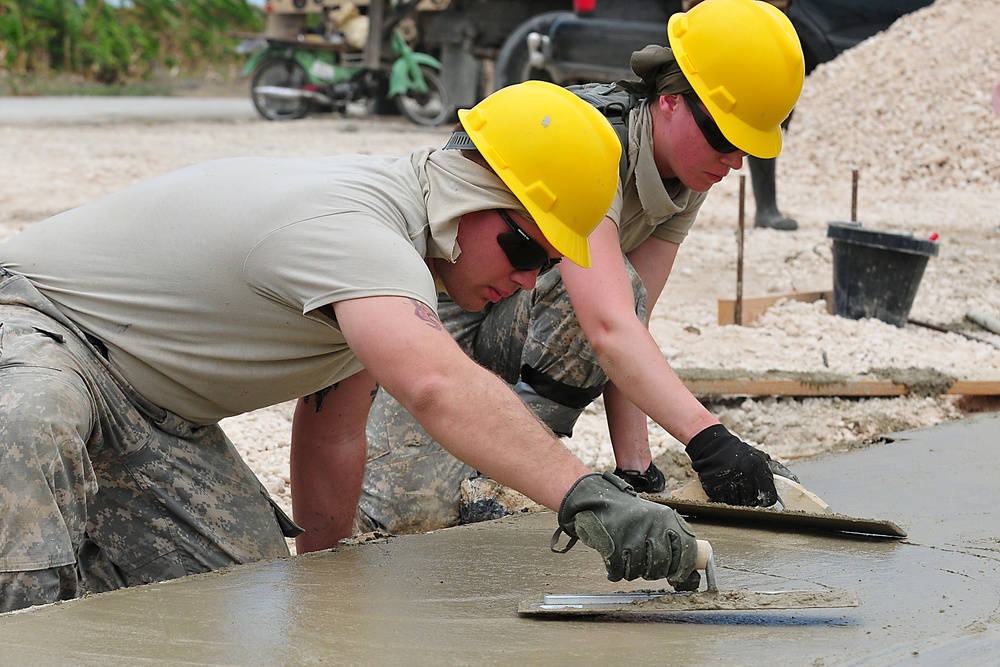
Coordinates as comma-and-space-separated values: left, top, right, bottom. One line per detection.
608, 100, 707, 253
0, 149, 524, 423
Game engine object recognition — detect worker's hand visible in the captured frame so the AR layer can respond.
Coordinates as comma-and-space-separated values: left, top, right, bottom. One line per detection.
686, 424, 779, 507
552, 472, 699, 587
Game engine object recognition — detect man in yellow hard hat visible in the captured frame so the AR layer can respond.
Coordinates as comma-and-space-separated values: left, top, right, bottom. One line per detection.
359, 0, 807, 534
0, 80, 703, 613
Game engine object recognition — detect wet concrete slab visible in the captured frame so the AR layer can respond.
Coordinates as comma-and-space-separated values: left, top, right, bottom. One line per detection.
2, 412, 998, 666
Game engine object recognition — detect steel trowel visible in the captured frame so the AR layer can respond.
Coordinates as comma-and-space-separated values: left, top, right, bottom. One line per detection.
518, 539, 859, 616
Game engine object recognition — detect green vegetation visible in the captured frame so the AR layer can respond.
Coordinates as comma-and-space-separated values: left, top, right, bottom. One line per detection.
0, 0, 264, 94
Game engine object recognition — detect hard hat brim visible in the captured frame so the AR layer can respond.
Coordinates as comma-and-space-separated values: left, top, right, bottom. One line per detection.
716, 117, 784, 159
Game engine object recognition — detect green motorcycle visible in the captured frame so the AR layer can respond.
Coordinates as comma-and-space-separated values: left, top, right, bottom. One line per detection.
239, 5, 451, 125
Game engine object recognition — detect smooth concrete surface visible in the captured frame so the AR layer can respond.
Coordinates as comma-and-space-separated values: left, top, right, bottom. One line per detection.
1, 413, 998, 666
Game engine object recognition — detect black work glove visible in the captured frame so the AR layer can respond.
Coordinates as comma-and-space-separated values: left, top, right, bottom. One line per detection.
686, 424, 785, 507
551, 472, 700, 588
612, 461, 666, 493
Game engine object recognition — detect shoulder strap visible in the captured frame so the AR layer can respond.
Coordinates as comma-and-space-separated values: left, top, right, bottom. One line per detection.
565, 82, 637, 184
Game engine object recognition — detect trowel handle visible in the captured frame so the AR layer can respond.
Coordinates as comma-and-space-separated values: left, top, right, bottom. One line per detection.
695, 539, 713, 570
694, 540, 718, 592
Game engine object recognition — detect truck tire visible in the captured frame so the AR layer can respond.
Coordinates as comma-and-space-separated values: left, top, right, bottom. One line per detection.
493, 11, 571, 90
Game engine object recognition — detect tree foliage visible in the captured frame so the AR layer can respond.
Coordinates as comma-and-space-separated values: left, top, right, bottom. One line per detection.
0, 0, 264, 83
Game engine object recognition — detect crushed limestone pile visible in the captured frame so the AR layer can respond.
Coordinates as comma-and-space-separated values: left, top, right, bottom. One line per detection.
785, 0, 1000, 193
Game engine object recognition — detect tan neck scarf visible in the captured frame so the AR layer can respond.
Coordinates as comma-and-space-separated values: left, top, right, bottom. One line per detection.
411, 147, 530, 262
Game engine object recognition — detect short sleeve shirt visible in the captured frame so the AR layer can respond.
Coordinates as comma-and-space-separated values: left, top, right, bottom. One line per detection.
0, 155, 440, 423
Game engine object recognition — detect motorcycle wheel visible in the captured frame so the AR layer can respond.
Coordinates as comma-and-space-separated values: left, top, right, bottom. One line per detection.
393, 66, 453, 127
251, 58, 310, 121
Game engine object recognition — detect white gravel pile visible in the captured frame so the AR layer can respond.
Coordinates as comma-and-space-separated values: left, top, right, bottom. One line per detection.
789, 0, 1000, 193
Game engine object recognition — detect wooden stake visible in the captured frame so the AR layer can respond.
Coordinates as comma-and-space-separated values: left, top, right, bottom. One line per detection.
718, 290, 833, 326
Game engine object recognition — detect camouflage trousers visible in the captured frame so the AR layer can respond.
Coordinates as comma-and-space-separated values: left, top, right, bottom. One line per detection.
359, 261, 647, 534
0, 270, 294, 614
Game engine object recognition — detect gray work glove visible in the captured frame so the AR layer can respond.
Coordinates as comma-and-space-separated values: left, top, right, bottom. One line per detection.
687, 424, 797, 506
551, 472, 700, 589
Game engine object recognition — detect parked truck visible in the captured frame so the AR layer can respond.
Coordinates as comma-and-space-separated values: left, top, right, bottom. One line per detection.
414, 0, 667, 108
258, 0, 934, 112
414, 0, 934, 107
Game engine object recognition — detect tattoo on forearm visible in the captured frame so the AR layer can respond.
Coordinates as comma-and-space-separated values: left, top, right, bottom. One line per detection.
304, 383, 338, 412
410, 298, 443, 330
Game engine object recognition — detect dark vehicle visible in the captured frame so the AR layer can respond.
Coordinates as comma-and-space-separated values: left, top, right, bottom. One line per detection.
415, 0, 934, 106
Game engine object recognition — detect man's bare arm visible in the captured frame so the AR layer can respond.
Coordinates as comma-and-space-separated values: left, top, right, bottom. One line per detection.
334, 295, 591, 512
291, 369, 379, 552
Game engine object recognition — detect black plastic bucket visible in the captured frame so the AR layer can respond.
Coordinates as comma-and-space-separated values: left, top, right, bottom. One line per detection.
827, 222, 940, 328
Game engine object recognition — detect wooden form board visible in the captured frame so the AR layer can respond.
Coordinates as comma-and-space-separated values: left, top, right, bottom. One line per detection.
674, 369, 1000, 398
718, 290, 833, 326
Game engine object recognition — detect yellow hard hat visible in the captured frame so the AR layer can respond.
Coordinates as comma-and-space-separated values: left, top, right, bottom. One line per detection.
457, 80, 621, 268
668, 0, 805, 158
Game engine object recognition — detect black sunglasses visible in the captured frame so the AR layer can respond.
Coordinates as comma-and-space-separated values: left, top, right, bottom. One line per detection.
682, 94, 741, 155
495, 209, 561, 276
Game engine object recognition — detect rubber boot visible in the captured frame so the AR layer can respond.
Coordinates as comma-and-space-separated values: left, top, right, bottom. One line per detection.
749, 156, 797, 231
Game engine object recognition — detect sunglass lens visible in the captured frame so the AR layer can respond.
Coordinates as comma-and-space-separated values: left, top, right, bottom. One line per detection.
685, 95, 740, 154
497, 231, 552, 272
496, 210, 561, 275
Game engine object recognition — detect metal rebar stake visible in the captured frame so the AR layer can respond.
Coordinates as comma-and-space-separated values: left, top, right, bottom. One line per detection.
851, 169, 859, 222
735, 174, 746, 326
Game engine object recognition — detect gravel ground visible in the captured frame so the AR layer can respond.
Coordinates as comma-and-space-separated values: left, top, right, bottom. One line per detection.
0, 0, 996, 542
